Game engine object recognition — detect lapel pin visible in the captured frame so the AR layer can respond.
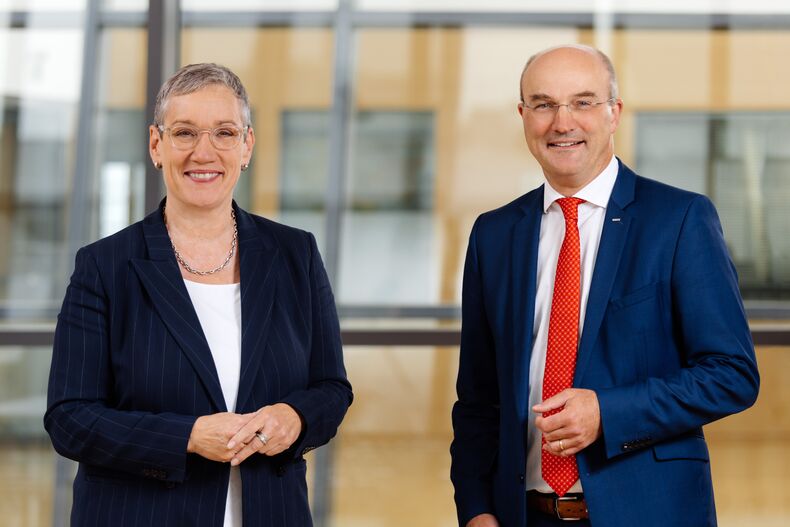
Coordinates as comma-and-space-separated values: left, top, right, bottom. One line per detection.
612, 218, 621, 222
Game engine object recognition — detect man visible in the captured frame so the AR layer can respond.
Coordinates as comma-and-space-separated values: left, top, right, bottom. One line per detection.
450, 45, 759, 527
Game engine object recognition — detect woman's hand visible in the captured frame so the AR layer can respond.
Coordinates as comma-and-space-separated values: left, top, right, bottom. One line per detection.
187, 412, 255, 462
227, 403, 304, 466
466, 514, 500, 527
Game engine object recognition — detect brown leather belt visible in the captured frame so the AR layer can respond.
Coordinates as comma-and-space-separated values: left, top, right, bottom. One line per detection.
527, 491, 589, 521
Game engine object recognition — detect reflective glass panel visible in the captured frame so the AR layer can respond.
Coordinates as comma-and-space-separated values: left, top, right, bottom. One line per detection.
0, 345, 57, 526
0, 27, 83, 319
330, 344, 458, 526
181, 27, 335, 245
355, 0, 790, 14
0, 0, 85, 10
101, 0, 148, 11
281, 110, 435, 304
94, 28, 148, 238
328, 343, 790, 526
182, 0, 337, 11
636, 113, 790, 299
342, 27, 790, 306
345, 27, 578, 305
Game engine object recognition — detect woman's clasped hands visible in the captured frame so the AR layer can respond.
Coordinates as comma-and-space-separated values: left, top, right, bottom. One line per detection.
186, 403, 304, 465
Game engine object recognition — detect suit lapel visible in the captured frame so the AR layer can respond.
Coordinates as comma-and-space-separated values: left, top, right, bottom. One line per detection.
131, 203, 227, 412
574, 161, 636, 386
234, 205, 278, 412
512, 188, 544, 417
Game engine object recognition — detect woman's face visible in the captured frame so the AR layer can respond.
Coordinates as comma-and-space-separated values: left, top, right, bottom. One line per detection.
149, 84, 254, 212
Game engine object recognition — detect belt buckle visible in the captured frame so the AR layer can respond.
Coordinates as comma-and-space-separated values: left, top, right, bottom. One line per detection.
554, 495, 584, 521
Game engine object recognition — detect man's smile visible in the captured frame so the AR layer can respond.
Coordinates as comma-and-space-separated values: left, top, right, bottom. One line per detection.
547, 140, 585, 149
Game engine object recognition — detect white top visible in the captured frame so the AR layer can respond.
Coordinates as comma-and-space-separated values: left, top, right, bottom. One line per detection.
184, 280, 243, 527
526, 156, 619, 493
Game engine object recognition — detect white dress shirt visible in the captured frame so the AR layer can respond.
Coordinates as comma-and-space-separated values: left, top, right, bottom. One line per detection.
526, 155, 619, 493
184, 280, 243, 527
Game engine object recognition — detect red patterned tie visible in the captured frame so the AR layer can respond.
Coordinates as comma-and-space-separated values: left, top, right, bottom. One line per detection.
541, 197, 585, 496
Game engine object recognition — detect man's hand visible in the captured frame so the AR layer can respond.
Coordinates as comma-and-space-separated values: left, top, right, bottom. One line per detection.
533, 388, 601, 457
466, 513, 499, 527
187, 412, 256, 462
227, 403, 304, 466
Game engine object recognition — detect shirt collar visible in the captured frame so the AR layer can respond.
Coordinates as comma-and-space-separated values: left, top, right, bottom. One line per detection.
542, 155, 619, 213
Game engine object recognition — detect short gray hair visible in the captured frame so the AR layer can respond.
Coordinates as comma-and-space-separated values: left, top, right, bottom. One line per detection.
153, 63, 251, 127
519, 44, 619, 102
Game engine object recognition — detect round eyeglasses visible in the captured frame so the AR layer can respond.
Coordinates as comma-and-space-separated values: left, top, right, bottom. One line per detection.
521, 97, 615, 118
157, 124, 248, 150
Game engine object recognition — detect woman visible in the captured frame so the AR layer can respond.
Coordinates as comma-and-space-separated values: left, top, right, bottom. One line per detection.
44, 63, 353, 526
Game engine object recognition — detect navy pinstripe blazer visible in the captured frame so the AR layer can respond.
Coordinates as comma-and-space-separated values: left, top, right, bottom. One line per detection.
44, 201, 353, 527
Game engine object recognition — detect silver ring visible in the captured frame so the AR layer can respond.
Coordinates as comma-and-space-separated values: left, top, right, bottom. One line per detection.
558, 439, 564, 451
256, 432, 269, 446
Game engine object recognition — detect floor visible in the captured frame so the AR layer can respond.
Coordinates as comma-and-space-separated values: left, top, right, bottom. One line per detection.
1, 345, 787, 526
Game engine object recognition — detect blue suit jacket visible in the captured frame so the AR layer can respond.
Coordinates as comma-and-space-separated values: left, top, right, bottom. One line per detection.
45, 201, 353, 527
450, 161, 759, 527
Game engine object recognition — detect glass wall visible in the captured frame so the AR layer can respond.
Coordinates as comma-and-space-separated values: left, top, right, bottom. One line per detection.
0, 3, 149, 525
2, 1, 790, 526
637, 113, 790, 298
94, 28, 148, 239
330, 344, 790, 527
0, 26, 82, 319
0, 345, 54, 526
180, 26, 335, 242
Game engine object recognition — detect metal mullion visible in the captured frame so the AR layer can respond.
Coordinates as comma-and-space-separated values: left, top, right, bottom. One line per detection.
323, 0, 354, 287
346, 10, 790, 29
55, 2, 102, 525
349, 10, 596, 27
180, 10, 334, 27
144, 0, 181, 214
309, 3, 354, 525
66, 0, 101, 272
99, 10, 148, 27
5, 10, 790, 30
1, 11, 83, 28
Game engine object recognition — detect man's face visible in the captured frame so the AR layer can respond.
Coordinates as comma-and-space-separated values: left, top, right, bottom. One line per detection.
518, 48, 622, 191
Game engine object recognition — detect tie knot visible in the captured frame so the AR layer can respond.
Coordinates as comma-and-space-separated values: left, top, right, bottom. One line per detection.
556, 197, 585, 221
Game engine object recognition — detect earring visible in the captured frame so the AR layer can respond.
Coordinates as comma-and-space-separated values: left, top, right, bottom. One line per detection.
155, 162, 162, 170
241, 163, 249, 171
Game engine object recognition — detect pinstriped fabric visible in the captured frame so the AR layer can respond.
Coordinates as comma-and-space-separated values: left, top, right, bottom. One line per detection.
45, 201, 353, 526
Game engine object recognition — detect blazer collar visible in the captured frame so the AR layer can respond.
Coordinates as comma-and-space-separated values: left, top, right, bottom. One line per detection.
574, 159, 635, 385
131, 199, 278, 412
511, 160, 639, 393
513, 185, 544, 416
234, 203, 278, 412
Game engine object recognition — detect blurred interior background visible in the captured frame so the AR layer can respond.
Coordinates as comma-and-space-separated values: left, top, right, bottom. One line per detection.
0, 0, 789, 526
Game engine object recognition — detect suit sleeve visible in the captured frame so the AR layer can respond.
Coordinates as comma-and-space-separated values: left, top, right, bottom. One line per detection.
44, 248, 196, 482
596, 195, 760, 459
450, 218, 500, 526
279, 232, 353, 458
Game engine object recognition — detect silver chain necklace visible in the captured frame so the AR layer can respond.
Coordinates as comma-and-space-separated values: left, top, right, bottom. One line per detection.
164, 206, 238, 276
